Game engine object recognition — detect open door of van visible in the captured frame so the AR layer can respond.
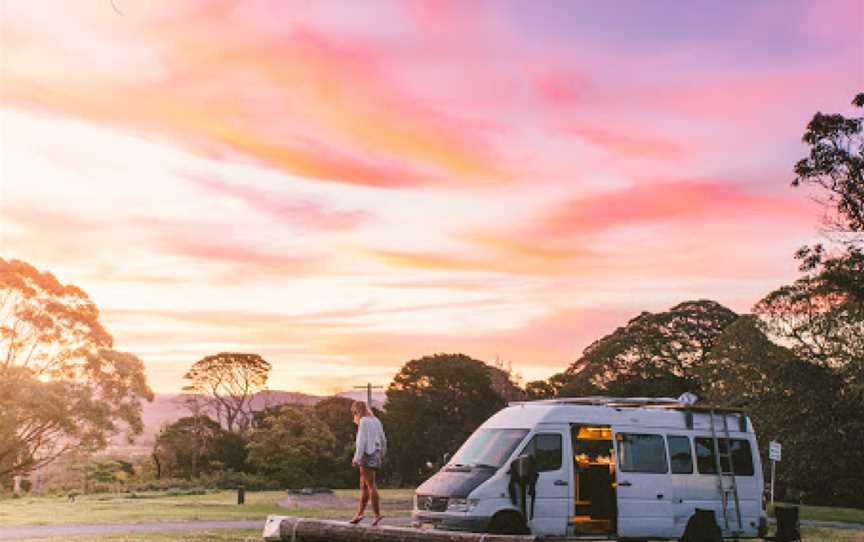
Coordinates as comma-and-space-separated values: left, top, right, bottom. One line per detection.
518, 425, 571, 537
613, 430, 676, 539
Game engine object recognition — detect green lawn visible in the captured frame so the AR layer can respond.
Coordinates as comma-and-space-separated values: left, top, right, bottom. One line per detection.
802, 526, 864, 541
0, 489, 413, 527
770, 502, 864, 524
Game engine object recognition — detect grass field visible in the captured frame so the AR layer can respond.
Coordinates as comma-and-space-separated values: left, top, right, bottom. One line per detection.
1, 490, 861, 541
0, 489, 414, 527
802, 526, 864, 541
772, 502, 864, 524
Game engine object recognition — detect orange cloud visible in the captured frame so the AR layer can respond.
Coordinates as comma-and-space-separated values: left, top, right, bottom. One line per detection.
1, 9, 507, 188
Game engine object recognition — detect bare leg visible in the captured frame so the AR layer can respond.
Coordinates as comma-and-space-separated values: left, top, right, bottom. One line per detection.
351, 473, 368, 523
364, 467, 382, 525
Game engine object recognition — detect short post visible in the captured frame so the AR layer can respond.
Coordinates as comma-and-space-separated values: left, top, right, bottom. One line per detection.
237, 485, 245, 505
770, 460, 776, 506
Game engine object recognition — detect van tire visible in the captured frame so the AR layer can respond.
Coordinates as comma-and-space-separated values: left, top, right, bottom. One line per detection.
487, 511, 528, 535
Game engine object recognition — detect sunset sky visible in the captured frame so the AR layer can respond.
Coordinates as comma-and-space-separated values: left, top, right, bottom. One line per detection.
2, 0, 862, 394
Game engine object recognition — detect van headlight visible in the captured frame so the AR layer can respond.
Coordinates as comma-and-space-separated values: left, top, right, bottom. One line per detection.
447, 498, 479, 513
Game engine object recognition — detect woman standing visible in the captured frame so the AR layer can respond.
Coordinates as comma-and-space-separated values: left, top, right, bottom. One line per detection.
349, 400, 387, 526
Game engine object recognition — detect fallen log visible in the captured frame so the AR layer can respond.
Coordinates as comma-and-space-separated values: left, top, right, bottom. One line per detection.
262, 516, 538, 542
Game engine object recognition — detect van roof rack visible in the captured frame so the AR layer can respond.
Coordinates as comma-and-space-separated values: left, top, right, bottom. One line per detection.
513, 396, 746, 414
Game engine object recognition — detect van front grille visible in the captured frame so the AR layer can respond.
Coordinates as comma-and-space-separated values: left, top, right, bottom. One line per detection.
416, 495, 448, 512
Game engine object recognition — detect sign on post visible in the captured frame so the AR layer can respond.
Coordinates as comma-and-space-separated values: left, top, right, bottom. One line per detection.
768, 440, 781, 506
769, 441, 782, 461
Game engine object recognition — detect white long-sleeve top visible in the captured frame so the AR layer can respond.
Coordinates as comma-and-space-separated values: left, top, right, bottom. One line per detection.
353, 415, 387, 463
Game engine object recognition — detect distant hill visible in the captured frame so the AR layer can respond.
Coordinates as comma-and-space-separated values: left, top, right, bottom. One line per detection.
335, 390, 387, 409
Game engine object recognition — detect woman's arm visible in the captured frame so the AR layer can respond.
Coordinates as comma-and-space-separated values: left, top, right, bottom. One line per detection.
353, 417, 369, 464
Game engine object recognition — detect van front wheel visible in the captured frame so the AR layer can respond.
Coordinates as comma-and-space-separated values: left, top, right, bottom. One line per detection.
487, 511, 527, 535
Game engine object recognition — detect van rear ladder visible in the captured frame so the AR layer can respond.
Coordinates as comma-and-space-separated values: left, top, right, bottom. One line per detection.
709, 410, 743, 535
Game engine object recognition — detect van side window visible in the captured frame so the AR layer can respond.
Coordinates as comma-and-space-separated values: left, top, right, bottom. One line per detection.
695, 438, 755, 476
727, 439, 755, 476
616, 433, 668, 473
695, 437, 718, 473
522, 433, 562, 472
667, 436, 693, 474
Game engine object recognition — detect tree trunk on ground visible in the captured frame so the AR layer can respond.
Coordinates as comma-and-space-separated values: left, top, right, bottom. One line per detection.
267, 516, 536, 542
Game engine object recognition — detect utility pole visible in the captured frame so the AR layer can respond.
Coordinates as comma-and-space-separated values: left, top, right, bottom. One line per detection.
352, 382, 384, 410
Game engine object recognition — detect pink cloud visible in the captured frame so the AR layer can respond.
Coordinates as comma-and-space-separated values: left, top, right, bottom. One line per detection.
560, 125, 685, 160
188, 175, 368, 231
537, 179, 813, 238
158, 237, 321, 274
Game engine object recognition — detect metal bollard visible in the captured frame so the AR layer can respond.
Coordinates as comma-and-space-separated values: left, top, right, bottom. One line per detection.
237, 485, 245, 505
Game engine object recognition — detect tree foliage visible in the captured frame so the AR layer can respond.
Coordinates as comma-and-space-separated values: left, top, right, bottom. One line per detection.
312, 396, 360, 487
701, 316, 863, 506
755, 250, 864, 390
182, 352, 271, 435
0, 258, 153, 480
246, 405, 335, 488
551, 300, 737, 397
793, 93, 864, 241
153, 415, 246, 479
383, 353, 506, 485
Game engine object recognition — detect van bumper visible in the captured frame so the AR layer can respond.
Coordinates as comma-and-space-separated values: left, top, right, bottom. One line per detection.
412, 512, 490, 532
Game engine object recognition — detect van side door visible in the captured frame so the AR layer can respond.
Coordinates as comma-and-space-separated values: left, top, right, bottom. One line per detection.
518, 426, 571, 537
613, 430, 675, 539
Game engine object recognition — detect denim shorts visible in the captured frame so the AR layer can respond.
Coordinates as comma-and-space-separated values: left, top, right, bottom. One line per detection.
361, 450, 382, 470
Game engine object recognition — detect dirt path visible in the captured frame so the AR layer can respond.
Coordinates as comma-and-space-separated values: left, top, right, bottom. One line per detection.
0, 519, 264, 540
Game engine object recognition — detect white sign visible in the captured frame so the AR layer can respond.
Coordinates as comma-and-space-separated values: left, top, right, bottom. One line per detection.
769, 441, 782, 461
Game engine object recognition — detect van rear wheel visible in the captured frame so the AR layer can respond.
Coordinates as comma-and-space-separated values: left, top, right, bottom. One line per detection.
487, 512, 527, 535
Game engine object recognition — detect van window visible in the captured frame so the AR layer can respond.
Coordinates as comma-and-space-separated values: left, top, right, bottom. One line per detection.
522, 433, 562, 471
695, 437, 755, 476
616, 433, 668, 473
449, 428, 529, 468
667, 436, 693, 474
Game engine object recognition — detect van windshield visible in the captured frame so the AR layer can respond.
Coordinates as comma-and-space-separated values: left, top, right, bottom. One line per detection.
449, 428, 529, 469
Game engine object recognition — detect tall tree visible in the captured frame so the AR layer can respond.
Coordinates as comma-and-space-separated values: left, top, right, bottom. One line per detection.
793, 93, 864, 244
701, 316, 863, 506
182, 352, 271, 435
0, 258, 153, 480
552, 300, 737, 397
754, 262, 864, 389
383, 353, 507, 485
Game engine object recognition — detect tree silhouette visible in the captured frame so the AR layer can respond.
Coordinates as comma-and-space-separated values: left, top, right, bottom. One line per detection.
182, 352, 271, 435
383, 353, 506, 485
0, 258, 153, 480
551, 300, 737, 397
793, 92, 864, 243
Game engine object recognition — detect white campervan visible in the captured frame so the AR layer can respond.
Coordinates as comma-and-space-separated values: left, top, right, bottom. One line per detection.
412, 397, 767, 540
